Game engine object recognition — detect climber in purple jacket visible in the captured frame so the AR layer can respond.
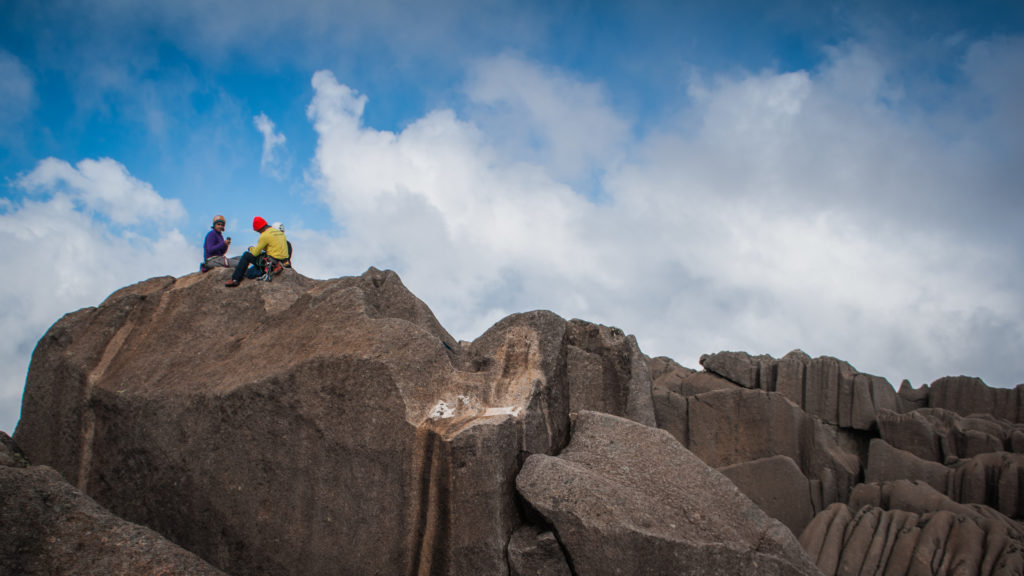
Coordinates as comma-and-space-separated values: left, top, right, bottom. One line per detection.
201, 215, 235, 272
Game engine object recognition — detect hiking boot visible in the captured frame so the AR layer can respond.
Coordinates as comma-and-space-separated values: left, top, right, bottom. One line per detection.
225, 279, 240, 287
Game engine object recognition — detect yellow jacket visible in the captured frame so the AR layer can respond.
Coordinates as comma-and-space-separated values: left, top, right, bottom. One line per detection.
248, 227, 289, 260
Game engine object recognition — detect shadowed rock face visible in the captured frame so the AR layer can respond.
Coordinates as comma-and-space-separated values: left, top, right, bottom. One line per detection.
0, 433, 226, 576
12, 268, 664, 576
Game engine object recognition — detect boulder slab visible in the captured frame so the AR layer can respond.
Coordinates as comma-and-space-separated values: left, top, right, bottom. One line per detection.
516, 411, 821, 575
1, 433, 225, 576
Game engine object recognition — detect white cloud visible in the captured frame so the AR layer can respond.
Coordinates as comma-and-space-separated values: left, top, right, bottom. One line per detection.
17, 157, 186, 226
302, 49, 1024, 394
253, 112, 290, 179
305, 69, 600, 335
0, 158, 195, 434
465, 53, 630, 185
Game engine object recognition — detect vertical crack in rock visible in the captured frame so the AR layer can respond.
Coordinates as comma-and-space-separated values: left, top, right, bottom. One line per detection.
77, 304, 141, 492
408, 424, 452, 576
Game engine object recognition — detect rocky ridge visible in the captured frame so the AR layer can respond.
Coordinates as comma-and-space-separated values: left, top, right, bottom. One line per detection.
4, 266, 1023, 575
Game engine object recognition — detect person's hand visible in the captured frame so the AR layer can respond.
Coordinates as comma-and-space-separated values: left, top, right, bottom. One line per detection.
225, 237, 232, 246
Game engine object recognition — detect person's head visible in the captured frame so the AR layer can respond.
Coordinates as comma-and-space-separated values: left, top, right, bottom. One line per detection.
252, 216, 269, 232
212, 215, 226, 231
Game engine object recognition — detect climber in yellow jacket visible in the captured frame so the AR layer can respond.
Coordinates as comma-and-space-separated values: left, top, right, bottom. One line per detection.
225, 216, 290, 287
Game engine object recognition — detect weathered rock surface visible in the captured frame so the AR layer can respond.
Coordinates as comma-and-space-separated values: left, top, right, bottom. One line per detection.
10, 265, 1024, 575
800, 480, 1024, 575
516, 411, 822, 576
867, 438, 1024, 519
653, 386, 860, 527
651, 349, 1024, 575
929, 376, 1024, 423
719, 455, 815, 536
506, 525, 572, 576
877, 407, 1024, 463
1, 433, 226, 576
12, 268, 658, 576
699, 350, 899, 430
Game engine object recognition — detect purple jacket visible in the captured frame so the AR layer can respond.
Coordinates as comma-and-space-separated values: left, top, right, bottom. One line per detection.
204, 229, 228, 261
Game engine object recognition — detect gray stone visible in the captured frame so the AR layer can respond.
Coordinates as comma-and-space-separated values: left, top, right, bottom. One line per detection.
800, 483, 1024, 576
699, 350, 772, 389
516, 411, 821, 576
670, 387, 859, 511
0, 462, 226, 576
718, 455, 815, 536
866, 438, 951, 495
565, 320, 656, 427
507, 525, 571, 576
877, 409, 943, 462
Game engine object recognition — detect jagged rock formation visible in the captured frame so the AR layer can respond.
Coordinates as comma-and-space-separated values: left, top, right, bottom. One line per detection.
800, 480, 1024, 575
9, 268, 811, 576
0, 432, 225, 576
697, 350, 898, 430
877, 407, 1024, 463
652, 362, 862, 532
655, 350, 1024, 575
867, 439, 1024, 519
929, 376, 1024, 423
9, 269, 1024, 576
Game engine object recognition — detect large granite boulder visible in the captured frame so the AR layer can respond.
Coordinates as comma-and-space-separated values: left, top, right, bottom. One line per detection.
12, 267, 657, 575
516, 411, 822, 575
0, 433, 225, 576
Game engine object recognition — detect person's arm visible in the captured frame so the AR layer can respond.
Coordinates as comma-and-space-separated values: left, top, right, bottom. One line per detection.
249, 230, 270, 256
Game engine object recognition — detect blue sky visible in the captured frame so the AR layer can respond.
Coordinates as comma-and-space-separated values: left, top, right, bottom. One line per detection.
2, 0, 1024, 434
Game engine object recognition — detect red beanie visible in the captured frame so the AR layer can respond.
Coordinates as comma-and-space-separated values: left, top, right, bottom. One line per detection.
252, 216, 268, 231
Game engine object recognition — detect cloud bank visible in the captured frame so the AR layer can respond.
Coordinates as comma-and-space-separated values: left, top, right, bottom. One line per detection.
301, 46, 1024, 392
3, 22, 1022, 436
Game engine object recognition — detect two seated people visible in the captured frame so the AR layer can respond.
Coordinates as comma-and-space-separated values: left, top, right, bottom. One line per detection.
202, 214, 291, 286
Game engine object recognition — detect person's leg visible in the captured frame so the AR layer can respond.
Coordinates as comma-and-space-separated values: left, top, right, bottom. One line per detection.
231, 251, 257, 282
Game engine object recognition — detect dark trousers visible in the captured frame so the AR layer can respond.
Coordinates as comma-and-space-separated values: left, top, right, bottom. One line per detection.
232, 251, 260, 282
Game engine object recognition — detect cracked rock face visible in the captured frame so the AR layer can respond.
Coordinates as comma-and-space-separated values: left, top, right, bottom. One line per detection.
656, 349, 1024, 575
18, 266, 1020, 576
800, 480, 1024, 575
